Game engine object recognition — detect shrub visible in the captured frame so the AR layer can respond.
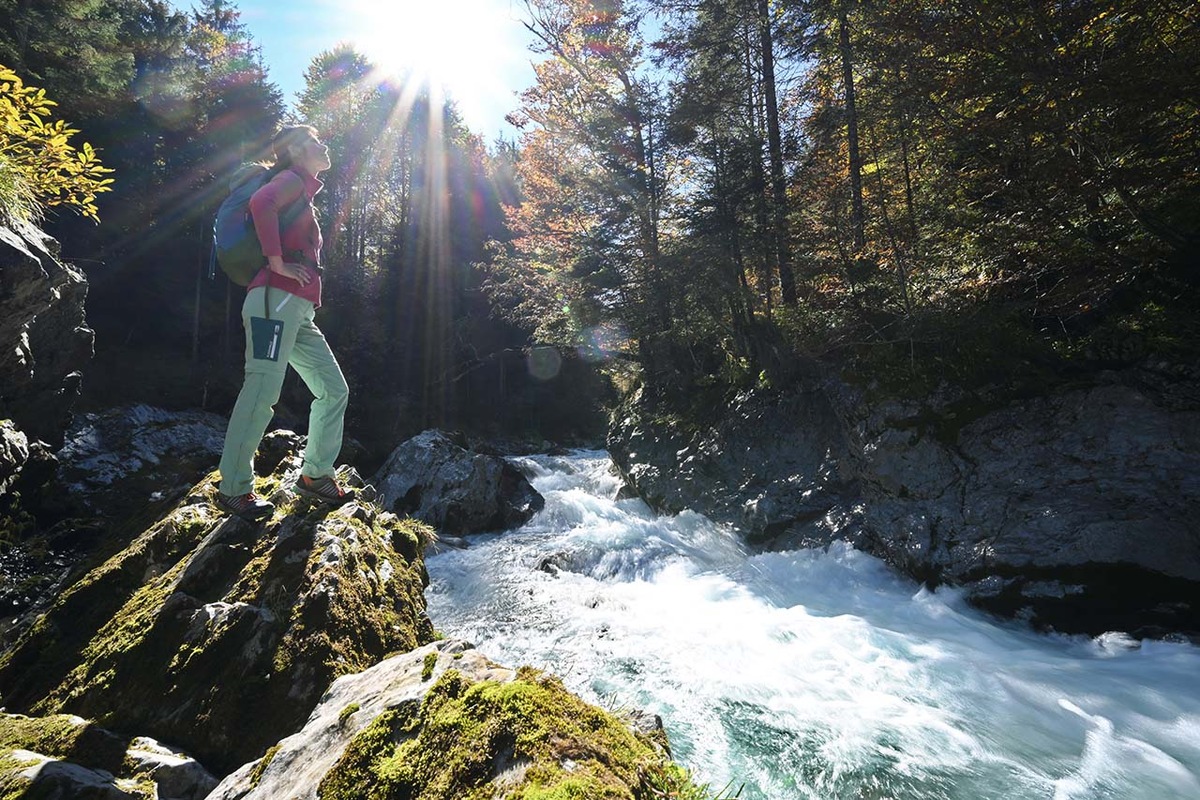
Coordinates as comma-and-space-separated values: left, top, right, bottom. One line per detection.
0, 64, 113, 223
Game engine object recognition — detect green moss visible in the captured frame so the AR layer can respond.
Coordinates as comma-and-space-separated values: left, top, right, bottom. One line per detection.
115, 776, 157, 798
34, 559, 183, 715
249, 744, 281, 788
0, 752, 37, 800
317, 702, 421, 800
0, 495, 223, 709
0, 714, 82, 760
338, 704, 361, 726
268, 507, 434, 682
0, 460, 438, 777
0, 713, 128, 774
422, 652, 438, 681
377, 515, 434, 566
317, 668, 711, 800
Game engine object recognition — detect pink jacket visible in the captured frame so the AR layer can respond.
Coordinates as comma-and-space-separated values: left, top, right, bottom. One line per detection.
247, 167, 324, 307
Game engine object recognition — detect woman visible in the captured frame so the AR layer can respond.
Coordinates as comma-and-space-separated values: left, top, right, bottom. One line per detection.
215, 125, 352, 520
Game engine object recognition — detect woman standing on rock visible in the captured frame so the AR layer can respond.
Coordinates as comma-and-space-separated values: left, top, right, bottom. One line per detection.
215, 125, 353, 521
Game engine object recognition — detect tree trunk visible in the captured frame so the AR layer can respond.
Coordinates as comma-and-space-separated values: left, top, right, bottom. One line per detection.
192, 223, 204, 364
758, 0, 798, 306
839, 5, 866, 252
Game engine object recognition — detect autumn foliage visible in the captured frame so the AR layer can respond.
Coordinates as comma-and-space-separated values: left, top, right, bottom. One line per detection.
0, 65, 113, 223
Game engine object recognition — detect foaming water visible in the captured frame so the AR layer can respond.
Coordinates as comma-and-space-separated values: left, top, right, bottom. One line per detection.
425, 452, 1200, 799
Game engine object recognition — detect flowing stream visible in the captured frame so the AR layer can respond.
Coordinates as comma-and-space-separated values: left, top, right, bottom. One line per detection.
425, 451, 1200, 799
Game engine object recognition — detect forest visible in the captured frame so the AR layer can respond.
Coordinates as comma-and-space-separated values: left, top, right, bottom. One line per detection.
2, 0, 1197, 454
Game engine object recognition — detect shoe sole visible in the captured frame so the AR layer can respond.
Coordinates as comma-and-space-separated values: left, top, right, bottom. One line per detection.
293, 484, 353, 506
215, 498, 272, 521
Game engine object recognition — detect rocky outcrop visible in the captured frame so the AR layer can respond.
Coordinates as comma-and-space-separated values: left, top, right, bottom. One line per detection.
0, 444, 436, 775
0, 420, 29, 496
374, 430, 545, 536
0, 221, 94, 622
0, 712, 217, 800
0, 407, 231, 641
211, 639, 695, 800
611, 388, 857, 542
0, 426, 705, 798
0, 220, 93, 447
609, 366, 1200, 637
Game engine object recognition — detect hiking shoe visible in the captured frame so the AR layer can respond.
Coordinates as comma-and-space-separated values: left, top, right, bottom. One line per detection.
215, 491, 274, 521
294, 474, 353, 506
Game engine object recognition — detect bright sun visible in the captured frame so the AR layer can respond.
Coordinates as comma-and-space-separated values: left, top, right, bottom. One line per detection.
347, 0, 527, 131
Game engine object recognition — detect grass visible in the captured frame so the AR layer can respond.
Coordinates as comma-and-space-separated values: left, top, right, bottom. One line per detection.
0, 157, 40, 227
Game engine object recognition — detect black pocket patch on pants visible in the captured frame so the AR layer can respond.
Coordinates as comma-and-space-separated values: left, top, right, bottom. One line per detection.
250, 317, 284, 362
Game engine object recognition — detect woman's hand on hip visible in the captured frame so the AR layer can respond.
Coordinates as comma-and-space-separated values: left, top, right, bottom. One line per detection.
267, 256, 313, 286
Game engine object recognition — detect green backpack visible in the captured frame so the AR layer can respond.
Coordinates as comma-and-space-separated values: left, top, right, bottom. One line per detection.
211, 165, 306, 285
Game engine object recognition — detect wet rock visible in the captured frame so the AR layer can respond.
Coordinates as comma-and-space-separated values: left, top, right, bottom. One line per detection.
609, 385, 857, 545
54, 404, 228, 519
609, 370, 1200, 637
373, 429, 545, 536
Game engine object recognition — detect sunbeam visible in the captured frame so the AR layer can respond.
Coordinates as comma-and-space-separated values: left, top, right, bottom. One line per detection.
344, 0, 526, 134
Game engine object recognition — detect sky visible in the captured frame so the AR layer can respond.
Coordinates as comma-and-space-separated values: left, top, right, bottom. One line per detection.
228, 0, 542, 143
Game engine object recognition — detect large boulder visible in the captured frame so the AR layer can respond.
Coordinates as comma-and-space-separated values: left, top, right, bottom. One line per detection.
210, 639, 698, 800
373, 430, 544, 536
609, 366, 1200, 637
854, 379, 1200, 635
0, 221, 93, 448
0, 443, 436, 776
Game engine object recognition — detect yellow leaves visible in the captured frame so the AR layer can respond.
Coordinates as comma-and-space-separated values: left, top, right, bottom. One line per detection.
0, 64, 112, 223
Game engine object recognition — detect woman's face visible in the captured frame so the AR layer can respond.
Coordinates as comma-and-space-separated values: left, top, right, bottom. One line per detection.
293, 135, 331, 175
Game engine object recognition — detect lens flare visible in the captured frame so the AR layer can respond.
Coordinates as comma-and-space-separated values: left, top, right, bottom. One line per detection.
527, 346, 562, 381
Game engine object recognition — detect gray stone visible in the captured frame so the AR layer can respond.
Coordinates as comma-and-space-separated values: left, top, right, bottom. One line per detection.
609, 387, 855, 544
55, 403, 227, 516
608, 369, 1200, 636
125, 736, 219, 800
207, 639, 515, 800
0, 221, 93, 447
373, 429, 545, 535
0, 713, 214, 799
0, 418, 29, 494
0, 750, 140, 799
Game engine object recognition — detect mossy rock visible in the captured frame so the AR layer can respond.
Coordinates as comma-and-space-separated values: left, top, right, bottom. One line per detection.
211, 641, 713, 800
319, 667, 702, 799
0, 712, 128, 775
0, 713, 177, 799
0, 456, 437, 776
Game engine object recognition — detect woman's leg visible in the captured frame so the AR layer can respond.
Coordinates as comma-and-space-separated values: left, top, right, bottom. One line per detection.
218, 371, 287, 496
217, 287, 311, 495
287, 308, 349, 479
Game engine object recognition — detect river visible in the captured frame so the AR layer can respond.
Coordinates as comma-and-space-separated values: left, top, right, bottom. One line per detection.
425, 451, 1200, 799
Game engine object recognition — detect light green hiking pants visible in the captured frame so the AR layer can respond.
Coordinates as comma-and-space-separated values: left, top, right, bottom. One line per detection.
218, 285, 349, 496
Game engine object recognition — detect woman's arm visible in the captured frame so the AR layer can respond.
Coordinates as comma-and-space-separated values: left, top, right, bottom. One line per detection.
250, 172, 315, 285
